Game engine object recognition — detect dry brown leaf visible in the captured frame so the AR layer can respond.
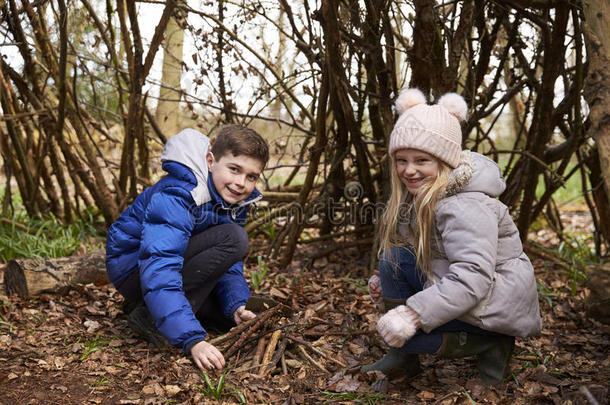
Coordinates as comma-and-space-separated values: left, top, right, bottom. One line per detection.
416, 390, 436, 400
333, 374, 361, 393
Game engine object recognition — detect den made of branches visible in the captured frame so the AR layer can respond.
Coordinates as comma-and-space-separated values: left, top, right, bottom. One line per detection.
1, 0, 609, 267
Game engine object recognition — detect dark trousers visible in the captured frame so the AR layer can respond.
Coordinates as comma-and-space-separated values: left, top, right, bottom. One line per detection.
115, 223, 248, 331
379, 247, 500, 354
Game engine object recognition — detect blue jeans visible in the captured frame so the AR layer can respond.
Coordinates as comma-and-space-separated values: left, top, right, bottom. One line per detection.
379, 247, 496, 354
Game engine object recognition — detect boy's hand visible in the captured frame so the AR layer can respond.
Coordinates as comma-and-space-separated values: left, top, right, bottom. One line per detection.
190, 341, 225, 370
368, 269, 382, 302
233, 305, 256, 324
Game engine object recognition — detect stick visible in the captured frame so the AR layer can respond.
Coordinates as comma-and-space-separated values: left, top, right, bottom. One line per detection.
209, 308, 274, 346
259, 330, 282, 375
303, 330, 370, 337
523, 243, 571, 271
579, 386, 600, 405
226, 322, 296, 361
223, 312, 274, 358
0, 217, 31, 233
287, 335, 346, 367
215, 305, 280, 350
251, 337, 266, 369
280, 353, 287, 375
261, 336, 287, 376
297, 345, 328, 374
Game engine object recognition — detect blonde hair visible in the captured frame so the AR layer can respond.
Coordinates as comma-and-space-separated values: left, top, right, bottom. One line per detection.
378, 156, 453, 280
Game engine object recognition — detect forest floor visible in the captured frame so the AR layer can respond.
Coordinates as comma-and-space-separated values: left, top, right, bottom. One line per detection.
0, 211, 608, 405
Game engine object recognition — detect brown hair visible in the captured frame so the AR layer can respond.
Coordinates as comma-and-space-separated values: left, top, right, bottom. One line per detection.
211, 124, 269, 165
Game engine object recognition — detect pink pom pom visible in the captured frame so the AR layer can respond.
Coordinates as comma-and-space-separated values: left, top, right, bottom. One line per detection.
395, 88, 426, 115
438, 93, 468, 121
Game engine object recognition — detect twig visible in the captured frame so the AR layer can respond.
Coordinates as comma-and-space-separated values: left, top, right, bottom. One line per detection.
251, 337, 266, 369
269, 336, 288, 375
579, 385, 600, 405
300, 225, 374, 244
303, 330, 370, 337
210, 305, 279, 347
221, 306, 280, 356
307, 238, 374, 261
0, 217, 31, 233
259, 330, 282, 375
287, 335, 346, 368
280, 353, 287, 375
523, 243, 572, 272
225, 322, 295, 360
297, 345, 328, 374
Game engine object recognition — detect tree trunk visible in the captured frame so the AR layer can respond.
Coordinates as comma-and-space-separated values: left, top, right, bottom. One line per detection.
582, 0, 610, 205
155, 6, 185, 137
4, 250, 108, 299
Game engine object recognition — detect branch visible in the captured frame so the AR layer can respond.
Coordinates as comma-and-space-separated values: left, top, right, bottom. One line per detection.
143, 0, 177, 77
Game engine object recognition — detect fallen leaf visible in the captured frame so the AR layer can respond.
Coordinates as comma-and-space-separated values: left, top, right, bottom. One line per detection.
54, 356, 66, 370
417, 390, 436, 400
83, 319, 101, 332
164, 385, 181, 396
270, 287, 288, 299
334, 374, 360, 392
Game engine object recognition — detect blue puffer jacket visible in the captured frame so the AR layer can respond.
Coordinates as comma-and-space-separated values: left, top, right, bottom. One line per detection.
105, 129, 261, 350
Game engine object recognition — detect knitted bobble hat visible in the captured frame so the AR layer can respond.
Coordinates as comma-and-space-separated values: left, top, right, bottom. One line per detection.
389, 88, 468, 168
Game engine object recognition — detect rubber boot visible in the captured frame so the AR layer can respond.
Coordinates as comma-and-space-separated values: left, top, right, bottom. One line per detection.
438, 331, 515, 384
127, 303, 166, 347
361, 298, 421, 378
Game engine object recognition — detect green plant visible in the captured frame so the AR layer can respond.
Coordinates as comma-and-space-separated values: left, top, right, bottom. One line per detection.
80, 336, 110, 361
0, 315, 14, 333
512, 338, 554, 384
557, 234, 596, 295
88, 377, 110, 387
262, 221, 276, 240
0, 212, 103, 262
536, 279, 558, 307
322, 391, 386, 404
197, 370, 246, 404
340, 273, 368, 294
250, 255, 269, 291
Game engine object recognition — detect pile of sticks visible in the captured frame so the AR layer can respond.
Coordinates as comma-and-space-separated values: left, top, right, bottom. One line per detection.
208, 304, 346, 377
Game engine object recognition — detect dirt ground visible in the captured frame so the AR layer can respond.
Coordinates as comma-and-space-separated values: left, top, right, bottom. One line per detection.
0, 212, 608, 404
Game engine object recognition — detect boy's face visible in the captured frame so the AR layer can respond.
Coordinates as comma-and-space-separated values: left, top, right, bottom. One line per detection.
206, 152, 264, 204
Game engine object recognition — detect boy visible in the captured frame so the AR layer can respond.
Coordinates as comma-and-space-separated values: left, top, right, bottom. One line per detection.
105, 125, 269, 370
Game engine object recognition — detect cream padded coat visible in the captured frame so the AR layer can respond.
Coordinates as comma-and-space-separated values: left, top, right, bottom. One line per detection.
402, 151, 542, 337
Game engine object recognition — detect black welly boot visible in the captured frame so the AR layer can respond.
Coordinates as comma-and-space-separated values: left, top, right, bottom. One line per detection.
361, 298, 422, 378
127, 303, 167, 347
438, 331, 515, 385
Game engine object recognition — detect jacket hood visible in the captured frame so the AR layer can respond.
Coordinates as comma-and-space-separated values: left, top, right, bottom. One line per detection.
444, 151, 506, 198
161, 128, 211, 205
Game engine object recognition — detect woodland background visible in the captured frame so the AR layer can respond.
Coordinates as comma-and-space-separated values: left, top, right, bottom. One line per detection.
0, 0, 609, 403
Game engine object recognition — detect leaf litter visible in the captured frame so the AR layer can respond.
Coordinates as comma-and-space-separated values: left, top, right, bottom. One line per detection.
0, 213, 608, 404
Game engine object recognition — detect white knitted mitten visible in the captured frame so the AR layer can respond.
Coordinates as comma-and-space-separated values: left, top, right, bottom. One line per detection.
376, 305, 420, 347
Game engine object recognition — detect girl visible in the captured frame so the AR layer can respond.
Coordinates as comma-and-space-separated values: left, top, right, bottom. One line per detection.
362, 89, 541, 384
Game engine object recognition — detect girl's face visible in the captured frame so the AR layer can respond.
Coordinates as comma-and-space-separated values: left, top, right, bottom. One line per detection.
394, 149, 440, 195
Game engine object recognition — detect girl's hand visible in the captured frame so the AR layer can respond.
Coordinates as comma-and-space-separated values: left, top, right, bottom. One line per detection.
233, 305, 256, 324
190, 341, 225, 370
376, 305, 421, 347
368, 270, 382, 302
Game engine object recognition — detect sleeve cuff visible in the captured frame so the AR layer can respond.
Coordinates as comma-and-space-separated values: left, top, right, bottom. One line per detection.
182, 337, 206, 355
224, 298, 248, 319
